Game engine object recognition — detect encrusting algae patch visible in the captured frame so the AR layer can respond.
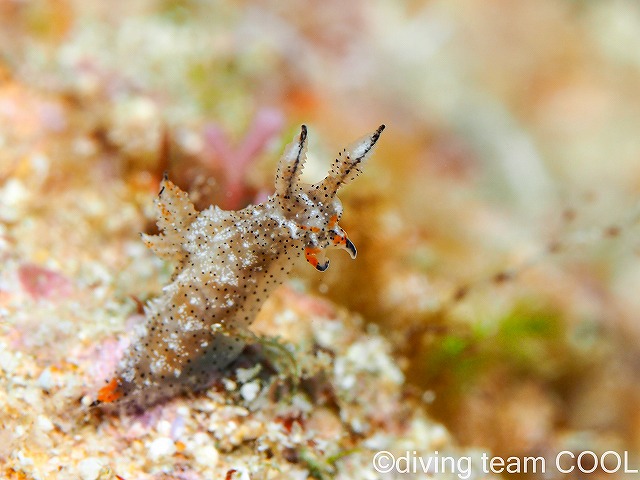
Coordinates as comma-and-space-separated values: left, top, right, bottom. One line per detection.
94, 125, 385, 411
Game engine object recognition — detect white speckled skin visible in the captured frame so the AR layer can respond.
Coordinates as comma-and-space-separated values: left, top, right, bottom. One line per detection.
96, 125, 385, 410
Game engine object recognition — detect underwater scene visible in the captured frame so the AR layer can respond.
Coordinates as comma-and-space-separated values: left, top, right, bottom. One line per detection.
1, 1, 640, 479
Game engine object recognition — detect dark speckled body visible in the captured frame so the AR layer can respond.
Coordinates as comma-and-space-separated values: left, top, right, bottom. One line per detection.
96, 124, 385, 410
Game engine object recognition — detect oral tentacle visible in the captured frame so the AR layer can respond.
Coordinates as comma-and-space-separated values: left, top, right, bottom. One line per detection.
345, 237, 357, 259
305, 246, 330, 272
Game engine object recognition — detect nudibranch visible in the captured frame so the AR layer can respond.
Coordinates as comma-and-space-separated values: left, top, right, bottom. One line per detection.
94, 124, 385, 410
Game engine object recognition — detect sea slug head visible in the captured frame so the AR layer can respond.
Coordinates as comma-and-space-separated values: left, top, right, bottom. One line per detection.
274, 124, 385, 271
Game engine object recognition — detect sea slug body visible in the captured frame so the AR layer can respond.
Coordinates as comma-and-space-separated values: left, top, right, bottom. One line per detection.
95, 124, 385, 410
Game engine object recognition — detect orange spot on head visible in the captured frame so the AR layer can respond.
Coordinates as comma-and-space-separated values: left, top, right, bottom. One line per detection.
97, 377, 122, 403
299, 225, 321, 233
305, 247, 322, 267
332, 234, 346, 246
328, 215, 338, 228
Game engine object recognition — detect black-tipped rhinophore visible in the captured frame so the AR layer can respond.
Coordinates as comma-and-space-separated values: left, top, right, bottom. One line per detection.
275, 124, 309, 198
317, 124, 386, 197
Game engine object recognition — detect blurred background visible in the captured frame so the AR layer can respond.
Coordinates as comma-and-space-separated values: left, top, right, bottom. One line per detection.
2, 0, 640, 476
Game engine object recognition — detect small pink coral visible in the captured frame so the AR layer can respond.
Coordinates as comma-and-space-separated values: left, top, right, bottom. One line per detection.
203, 108, 284, 209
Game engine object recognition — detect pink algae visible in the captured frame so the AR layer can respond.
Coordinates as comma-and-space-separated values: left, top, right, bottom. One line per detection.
18, 264, 73, 300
